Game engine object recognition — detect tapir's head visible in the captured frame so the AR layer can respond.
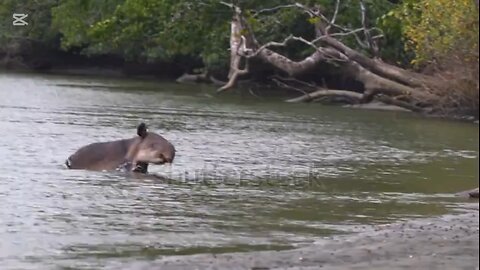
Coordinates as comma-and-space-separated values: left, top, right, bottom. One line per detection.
128, 123, 176, 170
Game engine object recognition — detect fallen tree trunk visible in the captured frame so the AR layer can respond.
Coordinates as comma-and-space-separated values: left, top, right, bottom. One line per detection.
258, 49, 325, 77
319, 36, 432, 88
216, 2, 448, 115
256, 44, 438, 107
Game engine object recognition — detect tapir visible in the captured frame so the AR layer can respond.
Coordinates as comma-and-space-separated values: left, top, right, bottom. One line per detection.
456, 188, 480, 199
65, 123, 175, 173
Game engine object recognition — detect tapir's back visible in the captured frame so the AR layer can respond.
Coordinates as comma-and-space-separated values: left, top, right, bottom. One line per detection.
67, 139, 132, 170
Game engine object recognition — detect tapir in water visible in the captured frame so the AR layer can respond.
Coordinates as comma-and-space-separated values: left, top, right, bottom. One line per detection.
66, 123, 175, 173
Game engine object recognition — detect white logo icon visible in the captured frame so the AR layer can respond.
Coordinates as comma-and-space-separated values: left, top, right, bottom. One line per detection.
13, 13, 28, 26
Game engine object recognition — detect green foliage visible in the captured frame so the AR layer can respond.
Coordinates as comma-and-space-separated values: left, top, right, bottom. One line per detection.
0, 0, 422, 70
378, 9, 413, 65
393, 0, 479, 67
51, 0, 232, 67
51, 0, 122, 50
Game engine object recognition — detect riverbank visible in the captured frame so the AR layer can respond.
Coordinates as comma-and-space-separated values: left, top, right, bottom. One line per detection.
108, 203, 479, 270
1, 64, 479, 123
0, 54, 185, 80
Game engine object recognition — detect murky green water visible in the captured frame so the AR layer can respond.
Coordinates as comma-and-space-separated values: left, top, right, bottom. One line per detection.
0, 72, 478, 269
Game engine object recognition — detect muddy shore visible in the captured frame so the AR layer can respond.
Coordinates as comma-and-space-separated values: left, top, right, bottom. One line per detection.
107, 203, 478, 270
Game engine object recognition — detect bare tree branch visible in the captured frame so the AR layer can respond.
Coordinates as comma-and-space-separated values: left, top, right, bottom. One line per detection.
216, 60, 249, 92
240, 0, 381, 48
252, 4, 299, 16
219, 1, 235, 9
218, 34, 250, 92
359, 0, 380, 57
326, 0, 341, 33
242, 34, 343, 64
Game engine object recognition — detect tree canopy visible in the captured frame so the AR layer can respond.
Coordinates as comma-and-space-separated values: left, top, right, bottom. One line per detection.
2, 0, 477, 69
392, 0, 479, 67
1, 0, 412, 69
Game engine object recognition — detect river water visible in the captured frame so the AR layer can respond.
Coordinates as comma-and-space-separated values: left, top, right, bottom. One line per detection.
0, 72, 478, 269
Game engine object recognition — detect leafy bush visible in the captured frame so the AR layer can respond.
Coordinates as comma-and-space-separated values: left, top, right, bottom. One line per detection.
394, 0, 479, 67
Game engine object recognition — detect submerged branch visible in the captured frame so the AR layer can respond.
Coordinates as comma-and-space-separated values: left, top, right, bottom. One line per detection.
375, 95, 425, 113
286, 89, 363, 103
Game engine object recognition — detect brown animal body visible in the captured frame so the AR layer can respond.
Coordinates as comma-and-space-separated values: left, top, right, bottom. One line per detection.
66, 123, 175, 173
456, 188, 479, 199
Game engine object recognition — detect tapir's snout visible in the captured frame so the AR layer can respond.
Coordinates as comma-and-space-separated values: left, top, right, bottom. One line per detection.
165, 147, 175, 164
158, 142, 175, 165
158, 151, 175, 164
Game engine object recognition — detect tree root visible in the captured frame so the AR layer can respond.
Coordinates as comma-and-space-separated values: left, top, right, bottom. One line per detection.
285, 86, 426, 113
176, 73, 210, 84
286, 89, 363, 103
375, 95, 425, 113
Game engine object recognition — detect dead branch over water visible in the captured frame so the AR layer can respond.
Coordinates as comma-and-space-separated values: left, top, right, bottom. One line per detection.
212, 1, 478, 118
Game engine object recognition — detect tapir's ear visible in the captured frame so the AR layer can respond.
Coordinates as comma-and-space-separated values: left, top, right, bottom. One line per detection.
137, 123, 148, 138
